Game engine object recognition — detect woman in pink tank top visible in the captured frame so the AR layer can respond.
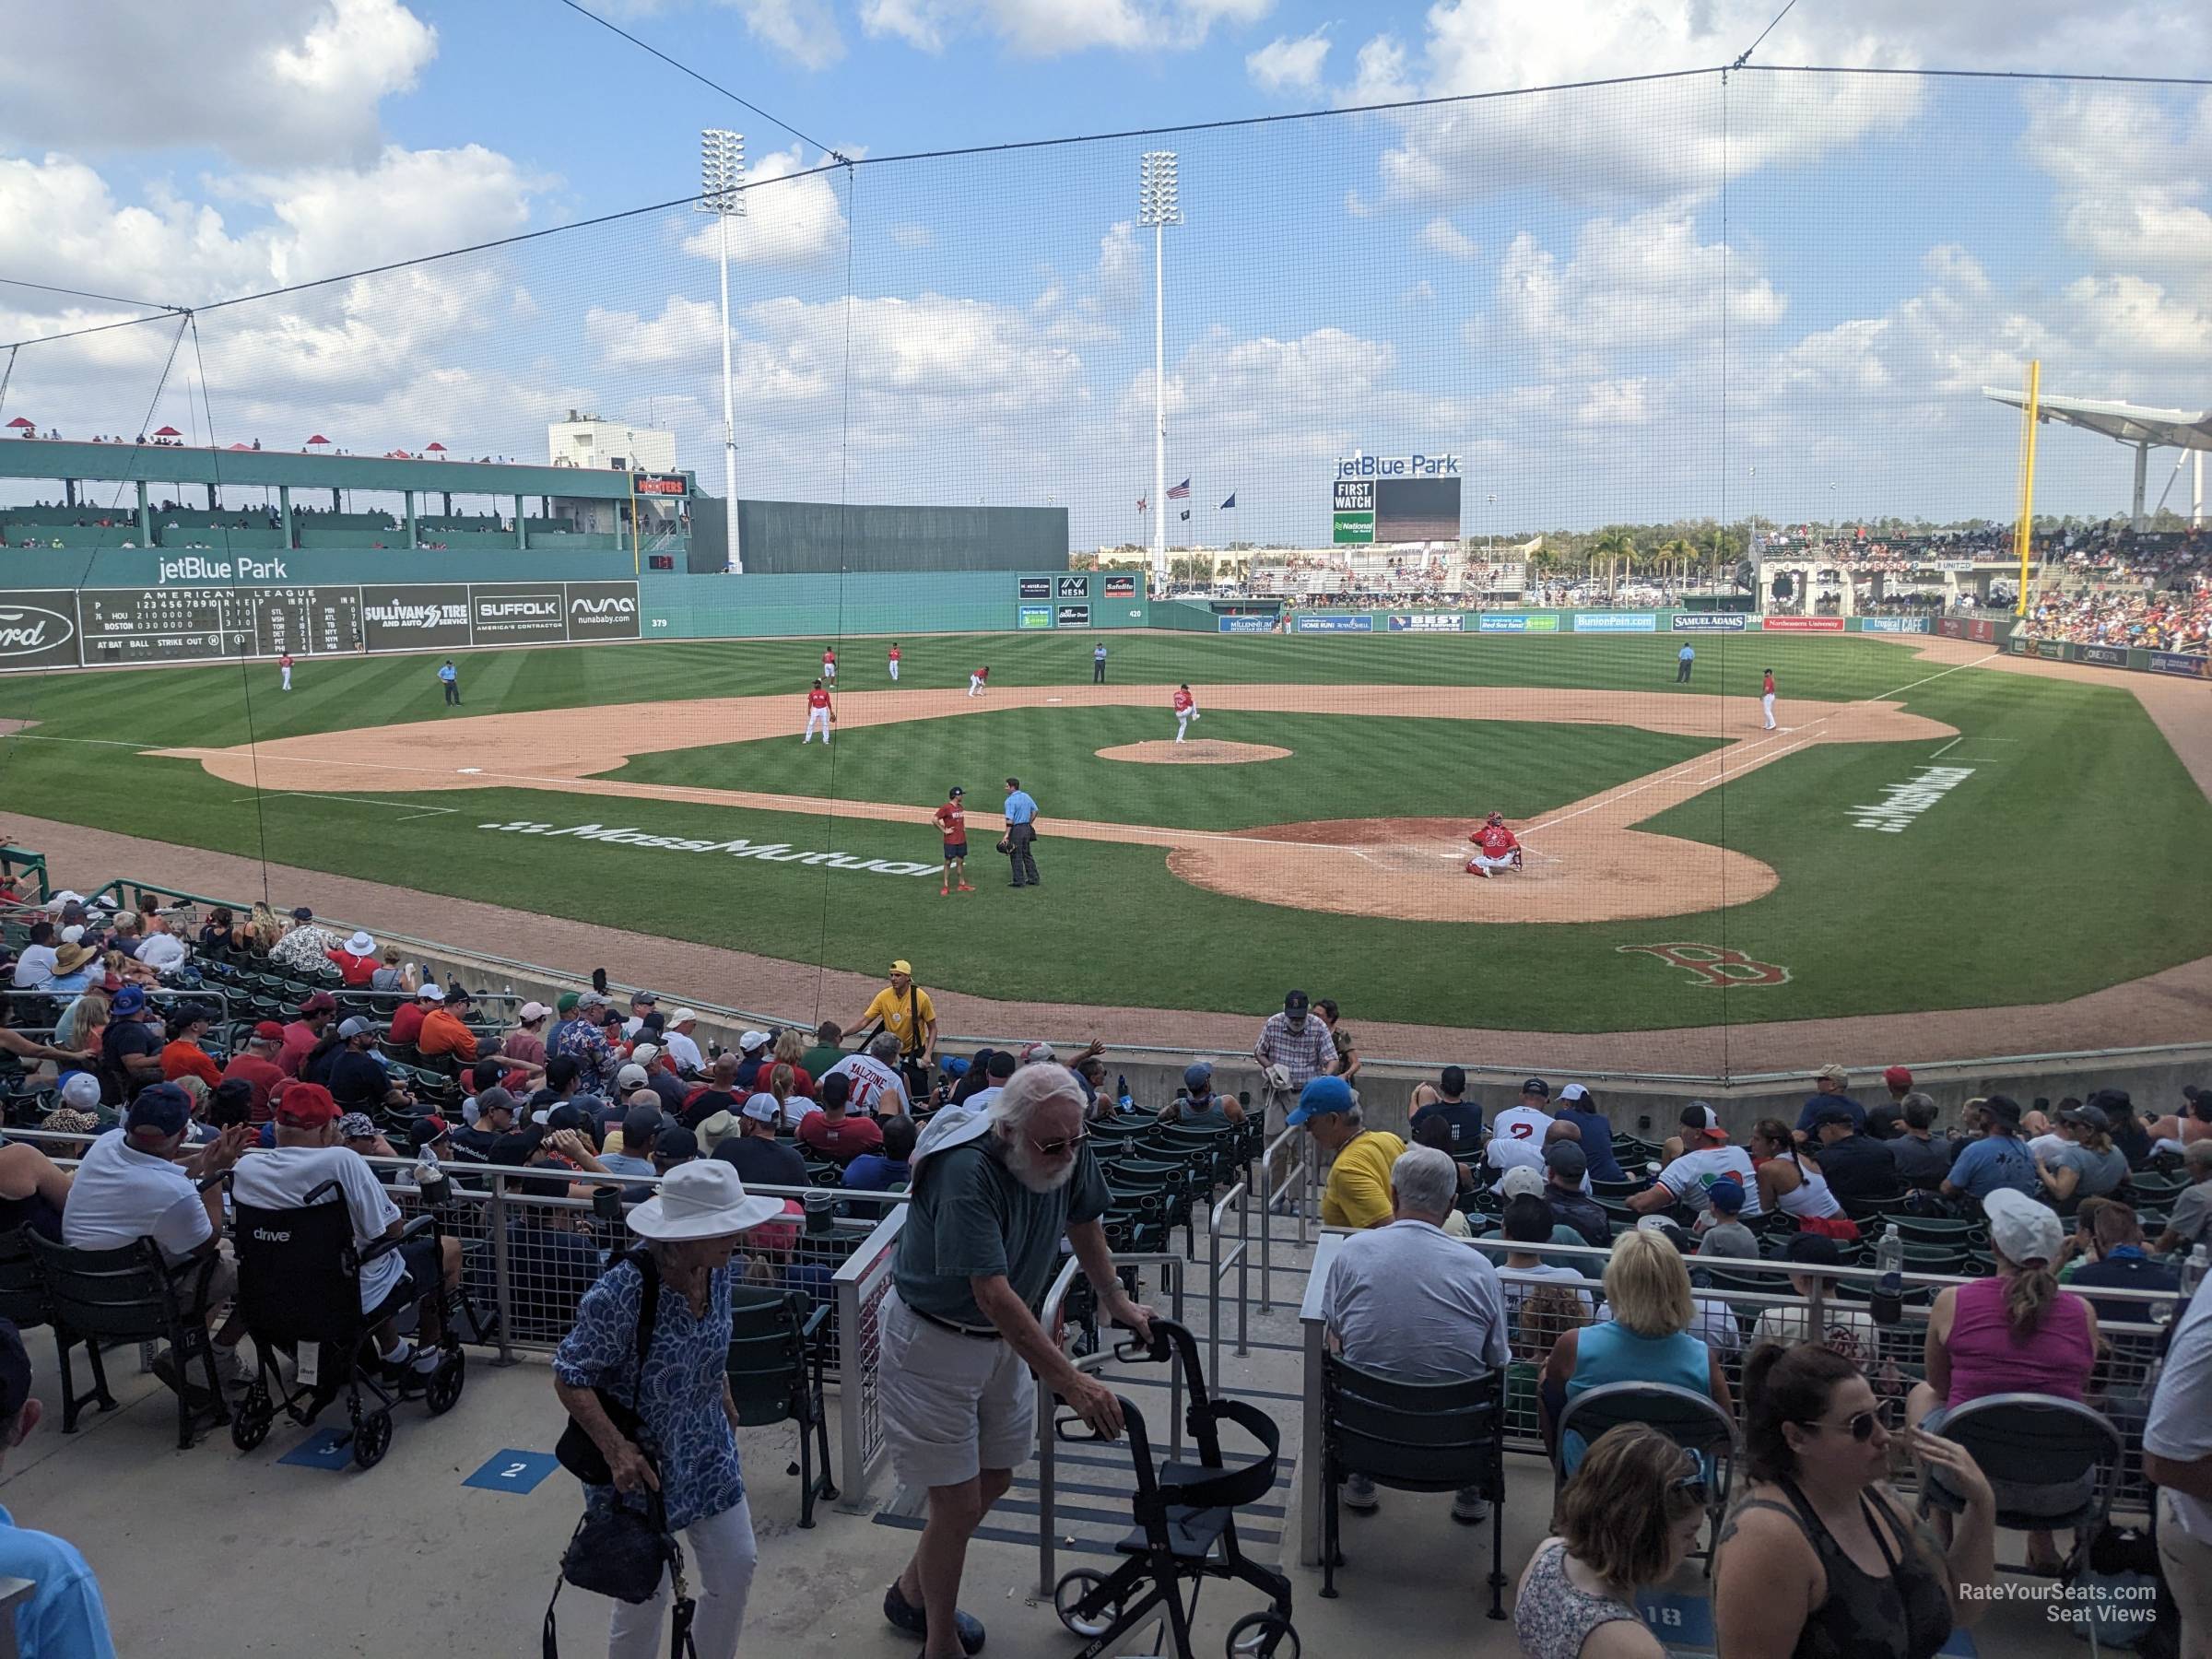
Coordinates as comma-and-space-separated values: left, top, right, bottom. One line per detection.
1906, 1188, 2098, 1573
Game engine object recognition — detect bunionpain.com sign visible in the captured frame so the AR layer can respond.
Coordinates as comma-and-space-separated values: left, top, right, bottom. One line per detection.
1572, 611, 1657, 632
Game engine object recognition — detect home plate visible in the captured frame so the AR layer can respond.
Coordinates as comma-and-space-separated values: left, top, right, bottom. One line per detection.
458, 767, 483, 774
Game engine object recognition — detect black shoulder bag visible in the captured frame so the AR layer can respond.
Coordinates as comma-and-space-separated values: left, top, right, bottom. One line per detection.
547, 1248, 697, 1657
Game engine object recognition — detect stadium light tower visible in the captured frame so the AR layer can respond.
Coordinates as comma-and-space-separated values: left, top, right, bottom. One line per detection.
699, 129, 746, 574
1138, 151, 1182, 592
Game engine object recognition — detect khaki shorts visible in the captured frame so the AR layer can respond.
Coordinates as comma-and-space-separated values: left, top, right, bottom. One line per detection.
879, 1290, 1035, 1490
2158, 1491, 2212, 1655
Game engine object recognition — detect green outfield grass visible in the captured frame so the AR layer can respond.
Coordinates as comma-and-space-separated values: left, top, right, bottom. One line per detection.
602, 706, 1724, 830
2, 630, 2206, 1032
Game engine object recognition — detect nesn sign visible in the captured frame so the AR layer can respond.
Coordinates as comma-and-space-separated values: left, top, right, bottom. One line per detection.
1335, 454, 1461, 477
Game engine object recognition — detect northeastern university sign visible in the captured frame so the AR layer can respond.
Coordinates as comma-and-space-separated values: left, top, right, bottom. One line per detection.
476, 819, 939, 877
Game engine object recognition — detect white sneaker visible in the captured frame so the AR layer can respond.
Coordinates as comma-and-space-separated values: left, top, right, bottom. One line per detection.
1452, 1489, 1490, 1524
1341, 1475, 1379, 1512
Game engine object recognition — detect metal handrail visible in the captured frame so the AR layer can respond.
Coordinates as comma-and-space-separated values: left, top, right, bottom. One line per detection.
1206, 1181, 1251, 1380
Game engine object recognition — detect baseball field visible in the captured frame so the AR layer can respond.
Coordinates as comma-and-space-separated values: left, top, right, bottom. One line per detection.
2, 628, 2208, 1040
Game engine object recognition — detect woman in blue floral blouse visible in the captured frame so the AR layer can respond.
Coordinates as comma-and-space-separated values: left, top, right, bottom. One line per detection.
554, 1160, 786, 1659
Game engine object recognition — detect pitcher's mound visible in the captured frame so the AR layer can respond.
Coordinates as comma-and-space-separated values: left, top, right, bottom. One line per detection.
1096, 740, 1291, 765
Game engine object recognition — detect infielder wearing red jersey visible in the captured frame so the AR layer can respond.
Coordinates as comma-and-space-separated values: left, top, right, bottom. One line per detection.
932, 785, 973, 896
802, 680, 835, 744
967, 664, 990, 697
887, 641, 901, 682
1171, 683, 1199, 743
1761, 667, 1777, 731
821, 645, 837, 684
1466, 811, 1522, 877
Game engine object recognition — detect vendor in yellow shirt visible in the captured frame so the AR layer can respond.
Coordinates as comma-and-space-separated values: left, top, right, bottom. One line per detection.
844, 959, 938, 1086
1288, 1074, 1404, 1230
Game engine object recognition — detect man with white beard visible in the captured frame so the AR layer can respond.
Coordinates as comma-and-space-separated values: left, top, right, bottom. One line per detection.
877, 1064, 1155, 1658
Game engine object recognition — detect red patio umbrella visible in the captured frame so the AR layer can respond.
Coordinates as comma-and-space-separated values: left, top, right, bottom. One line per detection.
227, 442, 253, 450
425, 441, 447, 453
305, 434, 331, 448
153, 425, 182, 438
5, 418, 33, 429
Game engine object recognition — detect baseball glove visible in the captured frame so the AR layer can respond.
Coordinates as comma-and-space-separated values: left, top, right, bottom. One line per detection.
995, 837, 1011, 855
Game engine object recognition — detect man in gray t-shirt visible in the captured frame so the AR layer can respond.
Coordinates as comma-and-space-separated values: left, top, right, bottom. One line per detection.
881, 1065, 1154, 1658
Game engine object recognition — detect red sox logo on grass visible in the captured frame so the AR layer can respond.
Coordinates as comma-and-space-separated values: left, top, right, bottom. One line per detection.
1617, 943, 1790, 987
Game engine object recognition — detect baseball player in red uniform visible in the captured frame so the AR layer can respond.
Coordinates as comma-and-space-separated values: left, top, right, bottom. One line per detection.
803, 679, 835, 744
821, 645, 837, 685
1761, 667, 1777, 730
1466, 811, 1522, 877
278, 653, 294, 691
1171, 683, 1199, 743
888, 641, 900, 682
967, 664, 990, 698
933, 786, 973, 896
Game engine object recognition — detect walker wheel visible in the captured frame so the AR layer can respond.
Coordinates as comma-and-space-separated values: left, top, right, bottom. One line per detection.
353, 1409, 393, 1469
1226, 1612, 1298, 1659
230, 1392, 272, 1453
1053, 1569, 1119, 1639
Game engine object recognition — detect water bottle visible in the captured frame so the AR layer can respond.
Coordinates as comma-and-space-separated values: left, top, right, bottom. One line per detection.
1116, 1074, 1133, 1115
414, 1144, 451, 1207
1872, 1224, 1904, 1326
2183, 1245, 2209, 1303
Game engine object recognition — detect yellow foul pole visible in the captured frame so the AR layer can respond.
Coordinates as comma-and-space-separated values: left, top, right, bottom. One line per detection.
2014, 359, 2041, 616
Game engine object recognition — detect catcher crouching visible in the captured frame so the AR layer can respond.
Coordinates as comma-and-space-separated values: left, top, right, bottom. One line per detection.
1466, 811, 1523, 877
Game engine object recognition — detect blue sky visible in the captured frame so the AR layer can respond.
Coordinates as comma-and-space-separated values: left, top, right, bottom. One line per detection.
3, 1, 2209, 545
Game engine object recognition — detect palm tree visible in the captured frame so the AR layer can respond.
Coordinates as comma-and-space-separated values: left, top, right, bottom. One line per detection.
1590, 529, 1637, 602
1656, 537, 1697, 593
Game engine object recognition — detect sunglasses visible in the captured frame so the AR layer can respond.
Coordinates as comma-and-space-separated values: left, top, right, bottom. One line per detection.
1801, 1409, 1880, 1443
1029, 1130, 1088, 1159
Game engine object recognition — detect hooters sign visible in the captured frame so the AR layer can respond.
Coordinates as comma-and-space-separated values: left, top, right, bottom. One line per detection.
1617, 943, 1791, 987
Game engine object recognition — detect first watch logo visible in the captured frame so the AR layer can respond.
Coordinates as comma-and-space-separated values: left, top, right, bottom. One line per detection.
1617, 943, 1791, 987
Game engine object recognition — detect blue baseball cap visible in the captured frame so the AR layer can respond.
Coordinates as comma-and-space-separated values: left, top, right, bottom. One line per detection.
940, 1055, 971, 1078
125, 1083, 192, 1138
1183, 1062, 1214, 1090
111, 985, 148, 1017
1706, 1176, 1746, 1215
1286, 1074, 1354, 1126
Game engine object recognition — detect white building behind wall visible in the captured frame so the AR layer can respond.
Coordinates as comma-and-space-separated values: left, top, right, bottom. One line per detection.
547, 411, 677, 474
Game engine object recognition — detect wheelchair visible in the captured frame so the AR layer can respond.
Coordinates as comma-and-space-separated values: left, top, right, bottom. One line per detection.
227, 1181, 466, 1469
1052, 1319, 1297, 1659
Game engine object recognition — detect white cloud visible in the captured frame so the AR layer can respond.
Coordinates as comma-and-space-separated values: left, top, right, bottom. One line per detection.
1246, 29, 1330, 94
718, 0, 845, 68
0, 0, 437, 167
1343, 33, 1414, 105
1403, 278, 1436, 305
678, 146, 847, 266
1421, 218, 1477, 261
857, 0, 1273, 56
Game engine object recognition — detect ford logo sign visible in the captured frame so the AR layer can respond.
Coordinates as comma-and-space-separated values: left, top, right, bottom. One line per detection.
0, 604, 75, 659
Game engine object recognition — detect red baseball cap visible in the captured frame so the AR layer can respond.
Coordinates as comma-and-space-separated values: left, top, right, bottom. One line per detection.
275, 1082, 340, 1128
1883, 1065, 1912, 1091
253, 1020, 287, 1043
299, 992, 338, 1015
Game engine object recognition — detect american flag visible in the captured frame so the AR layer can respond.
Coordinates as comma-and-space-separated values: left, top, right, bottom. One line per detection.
1166, 477, 1190, 500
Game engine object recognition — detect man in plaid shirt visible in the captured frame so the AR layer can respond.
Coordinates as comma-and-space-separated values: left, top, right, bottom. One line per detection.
1254, 989, 1336, 1191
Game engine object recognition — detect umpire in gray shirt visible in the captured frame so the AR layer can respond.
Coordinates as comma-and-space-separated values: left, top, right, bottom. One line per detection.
878, 1062, 1155, 1657
1323, 1143, 1510, 1524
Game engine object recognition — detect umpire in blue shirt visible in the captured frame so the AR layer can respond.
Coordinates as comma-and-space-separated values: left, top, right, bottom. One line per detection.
1002, 777, 1041, 888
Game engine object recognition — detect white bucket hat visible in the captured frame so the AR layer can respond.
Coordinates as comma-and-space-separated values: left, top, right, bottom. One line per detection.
344, 929, 375, 956
626, 1160, 783, 1241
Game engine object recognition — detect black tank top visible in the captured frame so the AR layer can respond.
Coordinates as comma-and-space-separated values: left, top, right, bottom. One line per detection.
0, 1187, 65, 1243
1736, 1478, 1953, 1659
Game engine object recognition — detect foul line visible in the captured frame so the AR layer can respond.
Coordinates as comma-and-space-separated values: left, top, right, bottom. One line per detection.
228, 790, 458, 818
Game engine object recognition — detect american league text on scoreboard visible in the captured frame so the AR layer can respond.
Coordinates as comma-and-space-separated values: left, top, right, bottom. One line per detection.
1332, 453, 1464, 545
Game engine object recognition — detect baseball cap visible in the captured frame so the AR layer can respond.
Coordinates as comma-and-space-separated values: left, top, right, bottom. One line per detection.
738, 1030, 770, 1053
986, 1051, 1017, 1079
1018, 1041, 1057, 1066
338, 1016, 377, 1040
111, 985, 148, 1017
125, 1083, 192, 1138
290, 906, 314, 922
890, 959, 912, 975
1520, 1077, 1551, 1098
336, 1112, 380, 1142
940, 1055, 971, 1079
1706, 1176, 1747, 1215
418, 983, 444, 1002
299, 991, 337, 1015
446, 986, 474, 1006
1680, 1101, 1724, 1139
1983, 1187, 2064, 1267
1785, 1232, 1845, 1267
577, 990, 610, 1008
1500, 1167, 1548, 1200
2059, 1102, 2112, 1133
655, 1125, 700, 1163
1283, 989, 1310, 1012
669, 1007, 698, 1026
1557, 1083, 1590, 1103
1182, 1062, 1215, 1090
519, 1001, 551, 1022
59, 1072, 101, 1110
621, 1104, 664, 1145
58, 924, 84, 946
409, 1115, 452, 1149
1636, 1216, 1695, 1253
474, 1086, 517, 1121
555, 993, 580, 1015
252, 1020, 286, 1043
616, 1064, 651, 1090
741, 1094, 784, 1124
948, 786, 964, 798
0, 1320, 34, 1424
632, 1043, 662, 1067
1809, 1101, 1856, 1128
276, 1083, 341, 1128
1883, 1065, 1913, 1091
1543, 1141, 1588, 1180
1285, 1074, 1354, 1125
1814, 1063, 1850, 1087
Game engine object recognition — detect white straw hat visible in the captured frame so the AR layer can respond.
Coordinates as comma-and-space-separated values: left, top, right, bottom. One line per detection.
625, 1160, 784, 1241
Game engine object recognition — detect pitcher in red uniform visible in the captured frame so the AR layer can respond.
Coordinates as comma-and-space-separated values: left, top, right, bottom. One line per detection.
1466, 811, 1522, 877
1171, 683, 1200, 743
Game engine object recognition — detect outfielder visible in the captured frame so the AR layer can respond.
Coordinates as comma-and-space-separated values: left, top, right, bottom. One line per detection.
803, 679, 836, 744
279, 652, 294, 691
1171, 683, 1199, 743
967, 664, 990, 698
888, 641, 901, 682
1466, 811, 1523, 877
1761, 667, 1777, 731
822, 645, 837, 685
